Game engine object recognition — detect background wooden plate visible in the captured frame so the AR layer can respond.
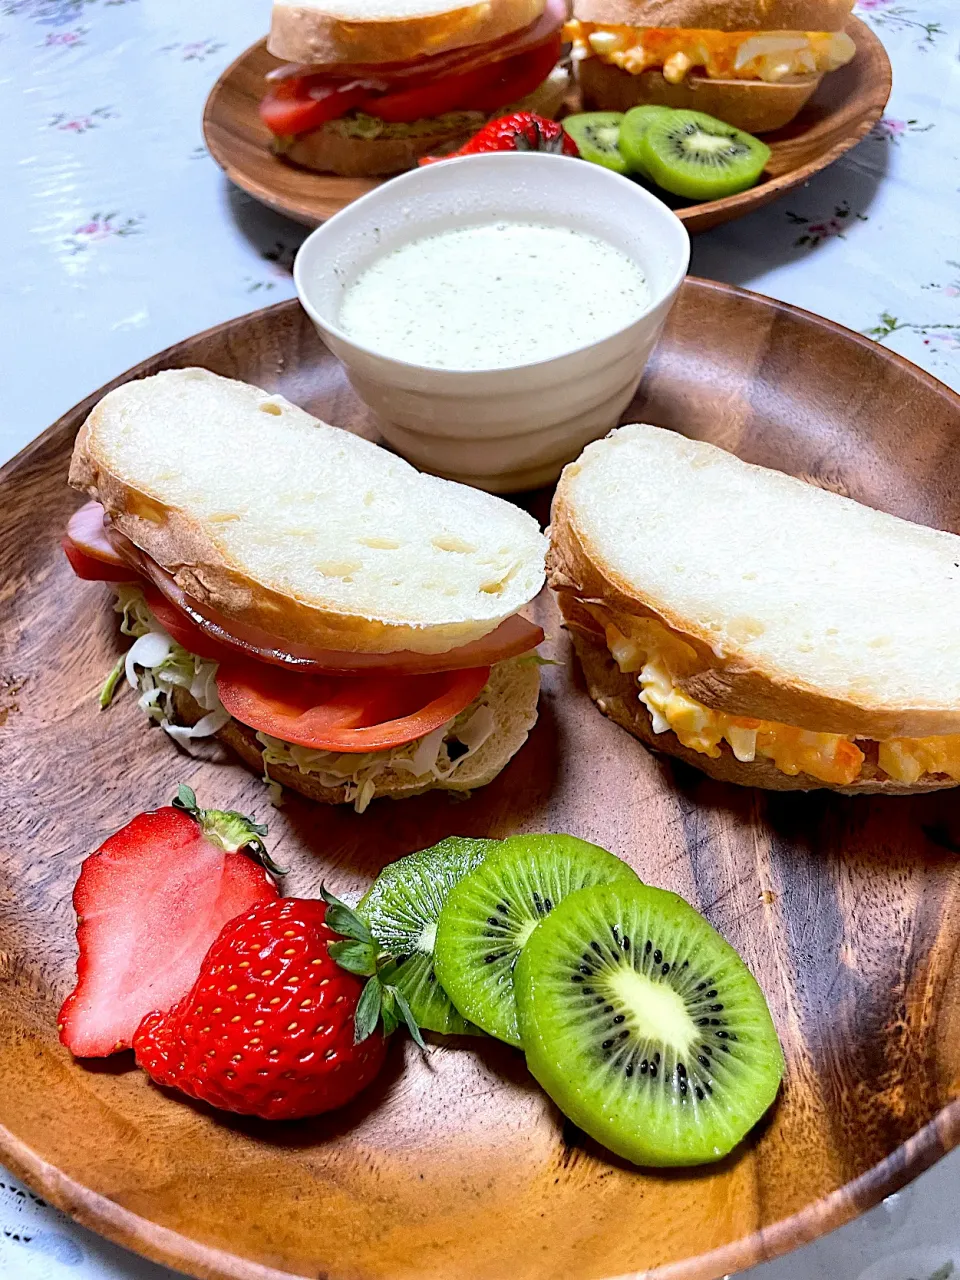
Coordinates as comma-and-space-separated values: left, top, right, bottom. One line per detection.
2, 282, 959, 1280
203, 18, 891, 235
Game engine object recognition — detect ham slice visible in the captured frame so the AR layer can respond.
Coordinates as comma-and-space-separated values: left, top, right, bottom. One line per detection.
266, 0, 569, 86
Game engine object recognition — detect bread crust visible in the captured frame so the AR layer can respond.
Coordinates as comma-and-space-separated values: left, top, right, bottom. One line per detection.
578, 57, 820, 133
548, 488, 960, 741
278, 116, 485, 175
569, 630, 957, 795
571, 0, 854, 32
268, 0, 546, 66
172, 658, 540, 805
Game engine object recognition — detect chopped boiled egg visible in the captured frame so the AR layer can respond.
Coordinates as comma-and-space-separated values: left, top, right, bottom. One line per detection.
562, 22, 857, 83
599, 619, 960, 788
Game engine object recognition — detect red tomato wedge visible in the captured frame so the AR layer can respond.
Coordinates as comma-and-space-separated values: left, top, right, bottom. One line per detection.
64, 501, 136, 581
216, 660, 490, 753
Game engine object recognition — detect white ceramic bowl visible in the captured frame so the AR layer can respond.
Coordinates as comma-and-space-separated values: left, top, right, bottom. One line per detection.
294, 152, 690, 492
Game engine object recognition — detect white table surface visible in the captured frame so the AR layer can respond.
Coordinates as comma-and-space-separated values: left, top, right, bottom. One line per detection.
1, 1, 958, 1277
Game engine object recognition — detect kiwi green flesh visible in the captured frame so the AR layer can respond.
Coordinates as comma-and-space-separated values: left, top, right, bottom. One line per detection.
434, 835, 640, 1047
358, 836, 495, 1036
618, 105, 675, 177
638, 109, 770, 201
515, 882, 784, 1167
562, 112, 630, 175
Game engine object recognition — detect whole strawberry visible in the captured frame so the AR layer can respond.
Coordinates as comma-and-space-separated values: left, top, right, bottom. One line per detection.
420, 111, 580, 164
133, 891, 421, 1120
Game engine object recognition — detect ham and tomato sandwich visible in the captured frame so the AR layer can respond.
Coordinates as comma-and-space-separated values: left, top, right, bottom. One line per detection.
566, 0, 857, 133
66, 369, 547, 812
549, 423, 960, 794
259, 0, 571, 175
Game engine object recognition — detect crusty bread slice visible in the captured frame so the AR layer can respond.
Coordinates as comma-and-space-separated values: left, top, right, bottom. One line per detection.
549, 424, 960, 739
70, 369, 547, 655
571, 0, 854, 32
174, 658, 540, 804
269, 0, 545, 66
578, 58, 820, 134
569, 630, 954, 796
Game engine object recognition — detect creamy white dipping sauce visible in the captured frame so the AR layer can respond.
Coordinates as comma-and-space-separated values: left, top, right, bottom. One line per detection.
337, 221, 650, 371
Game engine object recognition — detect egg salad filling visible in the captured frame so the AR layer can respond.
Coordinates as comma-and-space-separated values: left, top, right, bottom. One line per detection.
601, 618, 960, 787
563, 22, 856, 84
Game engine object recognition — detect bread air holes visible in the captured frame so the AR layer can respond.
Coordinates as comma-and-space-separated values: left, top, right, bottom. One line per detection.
432, 535, 477, 555
315, 560, 362, 583
357, 536, 402, 550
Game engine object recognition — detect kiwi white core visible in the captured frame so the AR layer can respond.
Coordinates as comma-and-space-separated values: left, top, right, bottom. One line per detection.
418, 921, 438, 953
610, 967, 697, 1053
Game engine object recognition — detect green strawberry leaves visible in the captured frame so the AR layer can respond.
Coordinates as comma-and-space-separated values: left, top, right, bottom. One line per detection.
320, 884, 426, 1051
173, 784, 287, 878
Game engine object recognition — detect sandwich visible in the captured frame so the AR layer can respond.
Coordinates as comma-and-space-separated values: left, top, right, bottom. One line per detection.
259, 0, 571, 176
549, 423, 960, 795
566, 0, 857, 133
66, 369, 548, 811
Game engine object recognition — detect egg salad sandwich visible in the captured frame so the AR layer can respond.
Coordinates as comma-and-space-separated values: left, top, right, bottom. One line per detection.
259, 0, 571, 175
549, 423, 960, 795
566, 0, 857, 133
65, 369, 547, 812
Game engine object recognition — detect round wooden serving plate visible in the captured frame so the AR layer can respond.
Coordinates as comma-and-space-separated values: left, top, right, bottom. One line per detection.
2, 282, 959, 1280
203, 18, 890, 235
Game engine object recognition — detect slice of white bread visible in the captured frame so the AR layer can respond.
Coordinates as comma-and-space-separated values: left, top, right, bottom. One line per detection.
549, 423, 960, 740
70, 369, 547, 655
269, 0, 546, 66
173, 657, 540, 804
570, 0, 854, 31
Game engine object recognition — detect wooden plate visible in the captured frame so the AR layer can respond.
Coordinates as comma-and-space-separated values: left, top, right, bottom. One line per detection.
203, 18, 891, 235
2, 281, 959, 1280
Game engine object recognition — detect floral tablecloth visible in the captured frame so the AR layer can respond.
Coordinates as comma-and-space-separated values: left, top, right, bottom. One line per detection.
1, 1, 958, 1277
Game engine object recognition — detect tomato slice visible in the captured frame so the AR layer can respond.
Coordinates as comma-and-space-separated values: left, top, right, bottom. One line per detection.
359, 60, 504, 124
142, 586, 234, 662
216, 660, 490, 753
259, 80, 371, 136
63, 537, 135, 582
465, 35, 563, 111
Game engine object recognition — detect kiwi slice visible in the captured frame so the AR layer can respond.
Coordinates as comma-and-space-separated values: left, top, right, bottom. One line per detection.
636, 109, 771, 201
434, 835, 639, 1046
358, 836, 496, 1036
562, 112, 629, 175
515, 881, 784, 1166
617, 105, 676, 178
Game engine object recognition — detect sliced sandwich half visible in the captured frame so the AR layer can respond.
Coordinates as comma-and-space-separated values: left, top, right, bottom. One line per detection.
549, 423, 960, 794
67, 368, 547, 811
260, 0, 571, 176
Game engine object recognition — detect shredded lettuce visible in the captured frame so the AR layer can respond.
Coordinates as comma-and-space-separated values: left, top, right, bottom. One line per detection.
107, 585, 229, 743
104, 585, 500, 810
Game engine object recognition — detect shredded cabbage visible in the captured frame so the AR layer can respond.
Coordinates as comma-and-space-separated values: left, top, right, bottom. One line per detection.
258, 697, 497, 814
107, 584, 230, 742
104, 585, 500, 810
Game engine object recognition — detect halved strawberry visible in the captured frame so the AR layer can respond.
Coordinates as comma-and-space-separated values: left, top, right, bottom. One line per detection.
58, 786, 282, 1058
